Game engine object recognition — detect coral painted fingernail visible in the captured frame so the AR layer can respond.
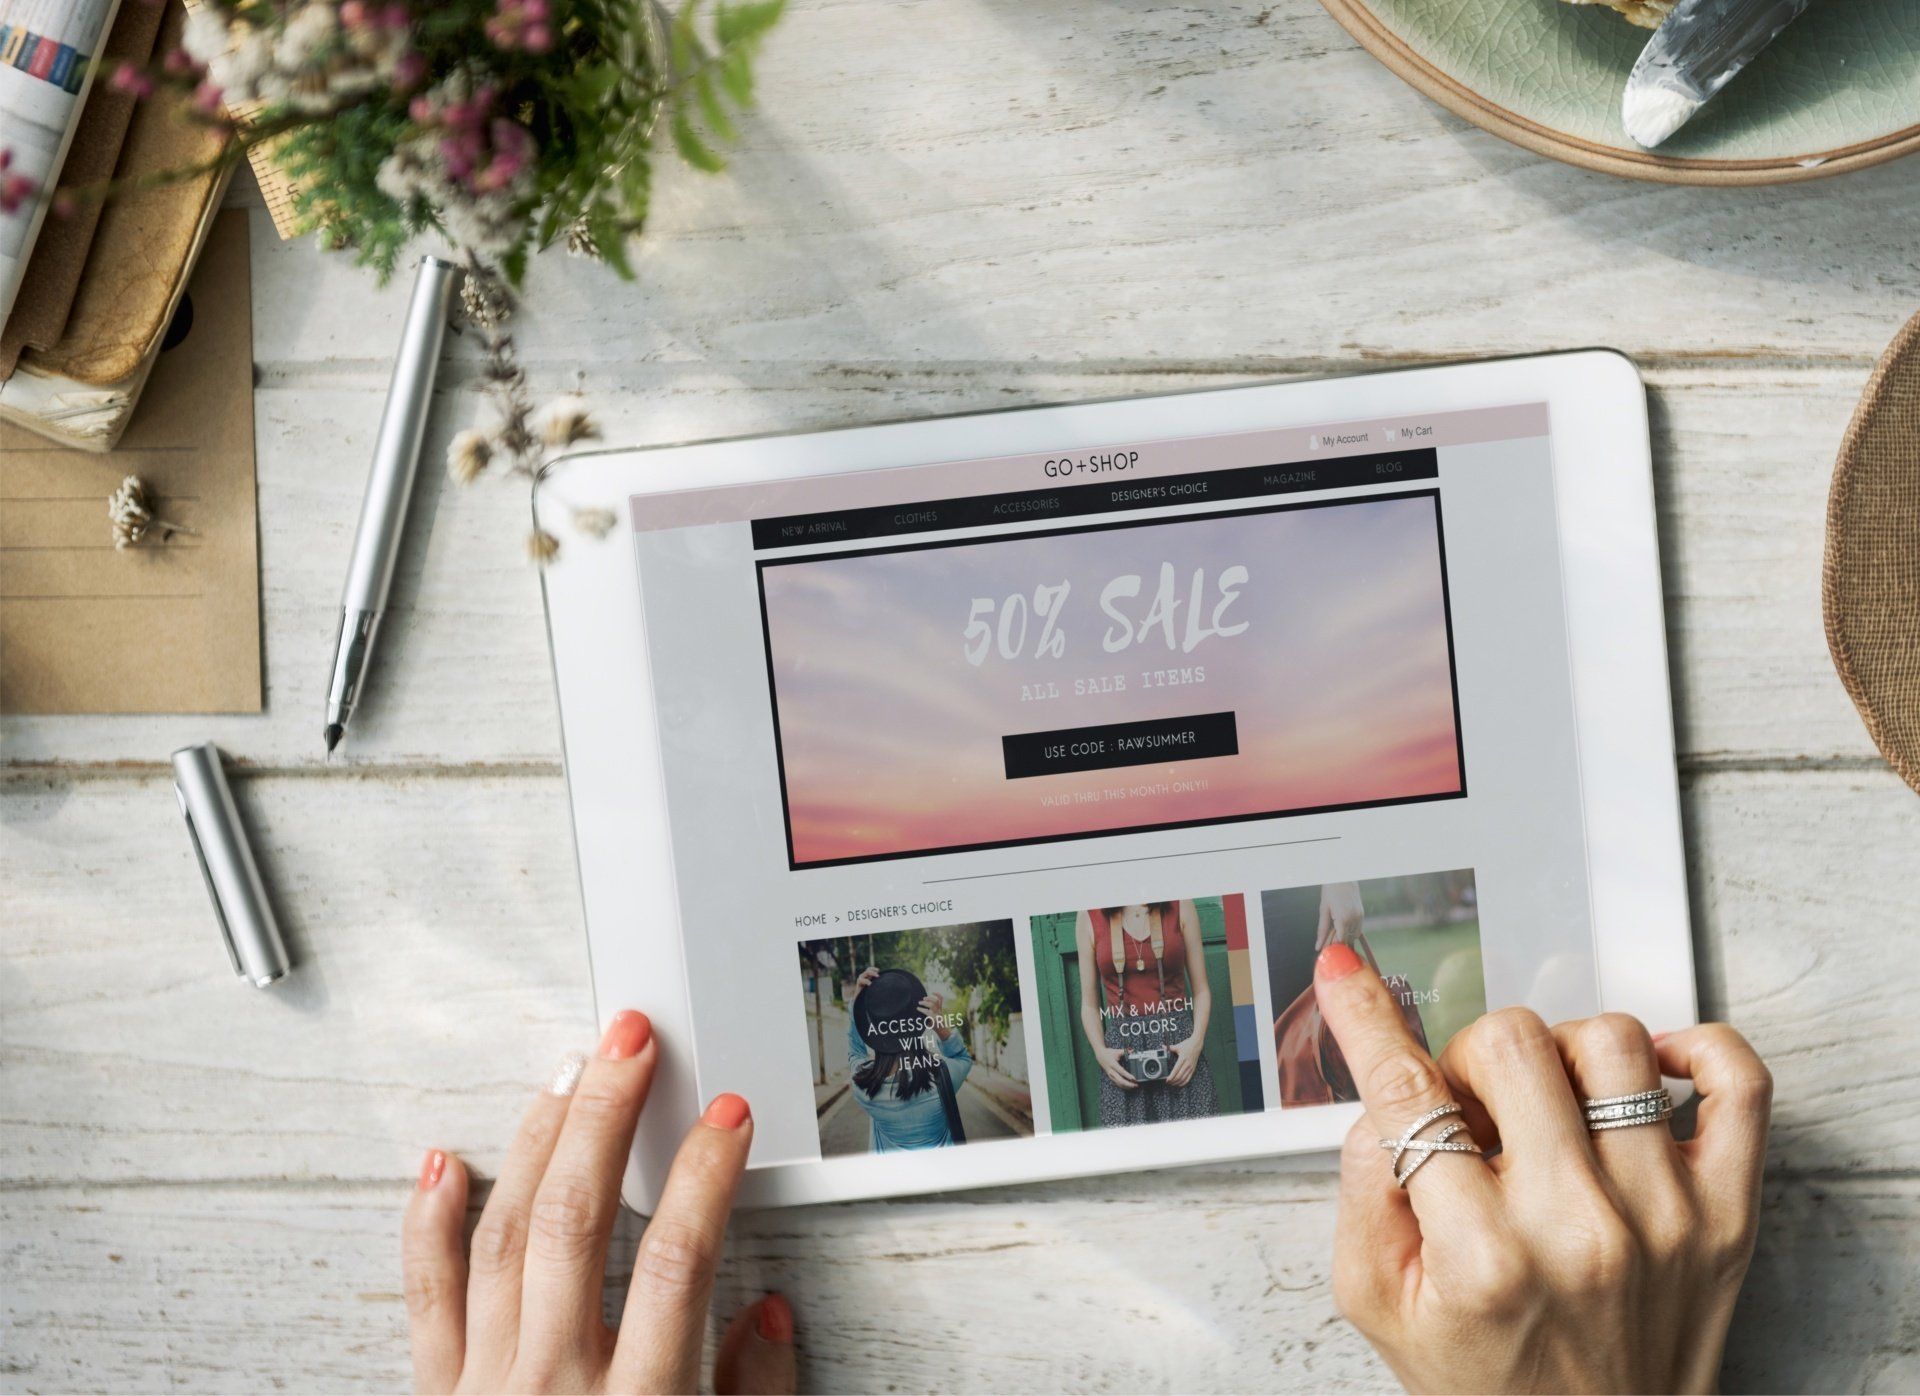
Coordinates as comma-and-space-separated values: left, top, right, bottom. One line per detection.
1317, 942, 1363, 980
600, 1009, 652, 1061
547, 1050, 587, 1097
757, 1292, 793, 1343
417, 1149, 446, 1191
703, 1092, 750, 1129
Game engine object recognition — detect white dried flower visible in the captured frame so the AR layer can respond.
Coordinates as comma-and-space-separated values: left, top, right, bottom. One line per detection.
276, 1, 339, 71
182, 7, 232, 64
254, 68, 294, 105
208, 30, 273, 98
106, 475, 190, 549
565, 217, 599, 260
526, 528, 561, 564
447, 428, 493, 484
374, 143, 424, 204
572, 506, 617, 538
107, 475, 152, 549
537, 394, 600, 449
326, 62, 381, 98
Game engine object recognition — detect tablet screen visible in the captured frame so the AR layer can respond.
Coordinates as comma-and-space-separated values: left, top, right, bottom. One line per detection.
627, 402, 1599, 1166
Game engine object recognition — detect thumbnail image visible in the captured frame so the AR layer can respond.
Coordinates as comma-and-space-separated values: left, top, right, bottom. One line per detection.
799, 921, 1032, 1156
1029, 894, 1264, 1133
759, 494, 1462, 866
1264, 870, 1485, 1107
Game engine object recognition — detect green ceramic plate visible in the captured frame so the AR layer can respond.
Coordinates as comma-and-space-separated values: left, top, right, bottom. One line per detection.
1320, 0, 1920, 183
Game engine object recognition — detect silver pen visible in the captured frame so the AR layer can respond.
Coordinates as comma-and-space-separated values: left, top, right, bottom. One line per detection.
323, 254, 460, 754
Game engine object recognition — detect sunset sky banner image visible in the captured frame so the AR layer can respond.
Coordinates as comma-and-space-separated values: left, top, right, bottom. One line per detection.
759, 494, 1463, 865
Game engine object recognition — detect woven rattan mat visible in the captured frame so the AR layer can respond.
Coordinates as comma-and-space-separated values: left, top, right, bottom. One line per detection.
1825, 310, 1920, 795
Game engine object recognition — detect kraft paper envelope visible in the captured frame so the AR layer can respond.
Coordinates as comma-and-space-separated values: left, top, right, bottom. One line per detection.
0, 209, 261, 714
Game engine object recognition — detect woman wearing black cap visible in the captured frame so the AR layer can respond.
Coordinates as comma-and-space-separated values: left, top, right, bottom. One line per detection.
845, 966, 973, 1151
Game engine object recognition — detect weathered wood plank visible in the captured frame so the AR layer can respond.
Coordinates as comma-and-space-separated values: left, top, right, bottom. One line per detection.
0, 367, 1886, 767
230, 3, 1920, 375
1, 1172, 1914, 1393
3, 769, 1914, 1188
8, 4, 1919, 1388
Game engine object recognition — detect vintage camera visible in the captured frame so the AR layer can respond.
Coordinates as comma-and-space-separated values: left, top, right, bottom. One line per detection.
1122, 1046, 1172, 1084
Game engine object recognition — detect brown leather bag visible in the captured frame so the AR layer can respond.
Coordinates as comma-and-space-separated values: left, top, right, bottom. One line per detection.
1273, 933, 1430, 1106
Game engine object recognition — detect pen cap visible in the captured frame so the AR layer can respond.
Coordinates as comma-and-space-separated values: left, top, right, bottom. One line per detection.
171, 742, 291, 988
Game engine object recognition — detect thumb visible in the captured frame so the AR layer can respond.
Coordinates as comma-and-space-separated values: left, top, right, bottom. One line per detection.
714, 1293, 797, 1396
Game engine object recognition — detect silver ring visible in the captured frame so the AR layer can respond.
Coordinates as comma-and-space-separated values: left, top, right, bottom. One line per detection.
1378, 1103, 1480, 1187
1582, 1087, 1674, 1132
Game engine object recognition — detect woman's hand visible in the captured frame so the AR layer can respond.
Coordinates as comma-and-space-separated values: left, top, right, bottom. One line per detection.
401, 1011, 796, 1395
1167, 1033, 1202, 1087
1316, 945, 1771, 1394
1317, 881, 1365, 950
1093, 1041, 1140, 1090
851, 966, 880, 1000
918, 992, 950, 1039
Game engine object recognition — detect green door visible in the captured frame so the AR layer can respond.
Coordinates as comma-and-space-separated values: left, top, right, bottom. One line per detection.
1031, 897, 1243, 1133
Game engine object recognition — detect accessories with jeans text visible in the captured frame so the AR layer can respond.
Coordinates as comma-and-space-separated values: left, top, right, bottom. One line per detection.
854, 968, 967, 1145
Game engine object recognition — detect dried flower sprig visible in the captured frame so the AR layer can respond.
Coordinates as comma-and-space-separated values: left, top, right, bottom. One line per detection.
443, 262, 606, 563
3, 0, 781, 567
107, 476, 194, 549
2, 0, 785, 290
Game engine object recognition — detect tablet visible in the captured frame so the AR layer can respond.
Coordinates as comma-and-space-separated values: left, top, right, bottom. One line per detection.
535, 350, 1696, 1212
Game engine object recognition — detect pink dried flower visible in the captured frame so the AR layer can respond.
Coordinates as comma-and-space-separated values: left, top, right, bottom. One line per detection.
51, 190, 77, 218
486, 0, 554, 52
472, 118, 534, 191
0, 174, 36, 216
161, 46, 200, 77
0, 149, 36, 216
441, 131, 480, 182
191, 80, 226, 116
391, 47, 424, 90
110, 62, 155, 98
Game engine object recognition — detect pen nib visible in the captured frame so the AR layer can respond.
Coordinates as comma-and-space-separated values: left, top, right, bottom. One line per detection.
324, 723, 344, 755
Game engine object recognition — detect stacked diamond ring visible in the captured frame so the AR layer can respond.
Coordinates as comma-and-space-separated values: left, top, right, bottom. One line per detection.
1582, 1087, 1675, 1132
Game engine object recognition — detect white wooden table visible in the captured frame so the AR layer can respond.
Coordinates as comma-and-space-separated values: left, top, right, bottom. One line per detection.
6, 2, 1919, 1389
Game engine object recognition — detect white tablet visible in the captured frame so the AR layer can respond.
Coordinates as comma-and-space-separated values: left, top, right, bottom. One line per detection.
535, 350, 1696, 1213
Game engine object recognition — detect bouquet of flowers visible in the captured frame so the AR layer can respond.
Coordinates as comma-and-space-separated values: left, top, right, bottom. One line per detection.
1, 0, 782, 558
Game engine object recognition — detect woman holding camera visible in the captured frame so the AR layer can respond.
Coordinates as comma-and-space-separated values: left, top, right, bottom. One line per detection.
1075, 900, 1218, 1127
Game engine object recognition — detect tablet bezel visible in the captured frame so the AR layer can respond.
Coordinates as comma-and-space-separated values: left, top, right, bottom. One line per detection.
534, 349, 1696, 1213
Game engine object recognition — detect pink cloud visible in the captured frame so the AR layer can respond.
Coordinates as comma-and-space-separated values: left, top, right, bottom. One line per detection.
764, 495, 1462, 863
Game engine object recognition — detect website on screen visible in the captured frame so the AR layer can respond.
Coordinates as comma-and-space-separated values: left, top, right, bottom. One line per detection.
629, 404, 1599, 1167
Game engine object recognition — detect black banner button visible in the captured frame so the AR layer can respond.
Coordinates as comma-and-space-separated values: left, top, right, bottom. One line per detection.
1002, 711, 1239, 780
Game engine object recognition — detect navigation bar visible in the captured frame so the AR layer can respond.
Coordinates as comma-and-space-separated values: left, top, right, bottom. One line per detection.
750, 448, 1438, 551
